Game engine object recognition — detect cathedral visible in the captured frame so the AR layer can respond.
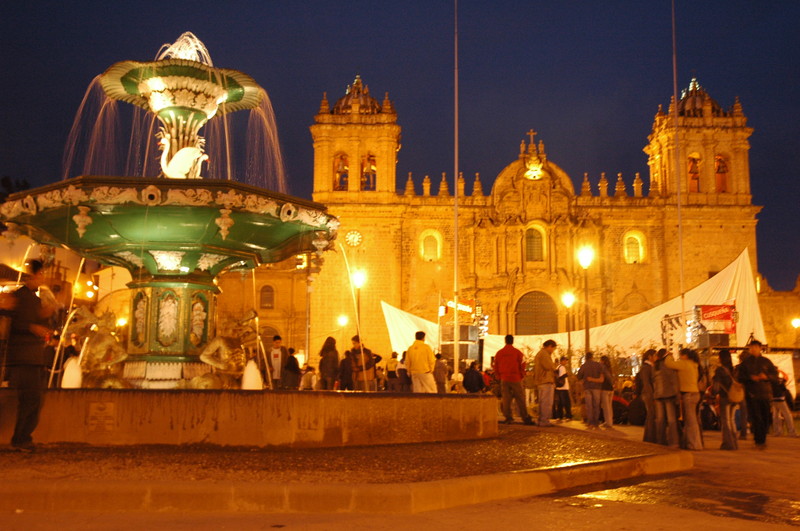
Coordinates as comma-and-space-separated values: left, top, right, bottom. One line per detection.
220, 76, 797, 363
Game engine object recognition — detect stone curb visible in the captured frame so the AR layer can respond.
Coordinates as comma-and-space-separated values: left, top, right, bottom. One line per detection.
0, 451, 692, 514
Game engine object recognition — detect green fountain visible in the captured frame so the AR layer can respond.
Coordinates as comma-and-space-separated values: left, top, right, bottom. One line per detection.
0, 33, 338, 385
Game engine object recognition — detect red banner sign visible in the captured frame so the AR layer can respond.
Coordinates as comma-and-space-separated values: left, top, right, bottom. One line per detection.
699, 304, 735, 322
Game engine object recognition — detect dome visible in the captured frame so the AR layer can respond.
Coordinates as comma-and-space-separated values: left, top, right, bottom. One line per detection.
678, 78, 725, 117
332, 75, 382, 115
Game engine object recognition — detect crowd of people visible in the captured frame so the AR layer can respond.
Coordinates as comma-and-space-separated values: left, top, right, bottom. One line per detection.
2, 271, 796, 454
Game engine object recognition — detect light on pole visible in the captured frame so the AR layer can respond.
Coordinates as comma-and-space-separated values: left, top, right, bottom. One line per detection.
792, 318, 800, 347
561, 291, 576, 355
351, 269, 367, 328
577, 245, 595, 352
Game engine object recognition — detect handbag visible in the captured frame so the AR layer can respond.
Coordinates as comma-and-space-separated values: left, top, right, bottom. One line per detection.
723, 366, 745, 403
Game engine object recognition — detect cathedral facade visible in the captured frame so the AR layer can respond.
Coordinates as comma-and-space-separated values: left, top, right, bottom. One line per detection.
227, 76, 798, 363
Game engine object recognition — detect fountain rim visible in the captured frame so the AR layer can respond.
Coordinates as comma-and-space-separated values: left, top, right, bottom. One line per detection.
4, 175, 330, 213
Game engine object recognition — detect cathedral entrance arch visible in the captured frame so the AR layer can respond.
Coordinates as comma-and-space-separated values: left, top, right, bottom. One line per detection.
515, 291, 558, 335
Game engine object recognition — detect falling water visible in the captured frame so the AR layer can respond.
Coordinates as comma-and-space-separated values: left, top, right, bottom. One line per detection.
60, 32, 289, 192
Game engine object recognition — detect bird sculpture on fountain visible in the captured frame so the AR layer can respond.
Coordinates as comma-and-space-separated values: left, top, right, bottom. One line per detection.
158, 133, 209, 179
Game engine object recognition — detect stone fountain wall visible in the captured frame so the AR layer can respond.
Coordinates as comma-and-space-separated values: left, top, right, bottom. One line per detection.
0, 390, 498, 447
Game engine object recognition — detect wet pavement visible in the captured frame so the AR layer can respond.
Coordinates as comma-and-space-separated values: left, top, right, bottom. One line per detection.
1, 421, 799, 529
562, 424, 800, 527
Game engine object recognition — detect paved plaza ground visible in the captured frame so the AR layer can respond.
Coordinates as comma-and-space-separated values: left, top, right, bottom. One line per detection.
1, 419, 798, 529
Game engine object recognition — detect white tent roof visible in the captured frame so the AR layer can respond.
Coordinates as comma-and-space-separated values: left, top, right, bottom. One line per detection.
382, 248, 765, 359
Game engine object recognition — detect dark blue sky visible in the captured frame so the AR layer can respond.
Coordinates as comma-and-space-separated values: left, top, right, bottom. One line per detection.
1, 1, 798, 290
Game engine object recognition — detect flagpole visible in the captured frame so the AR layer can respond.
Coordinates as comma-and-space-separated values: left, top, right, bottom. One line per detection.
671, 0, 686, 337
453, 0, 460, 377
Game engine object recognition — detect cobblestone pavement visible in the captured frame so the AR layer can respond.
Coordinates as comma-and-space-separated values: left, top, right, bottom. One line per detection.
0, 421, 667, 484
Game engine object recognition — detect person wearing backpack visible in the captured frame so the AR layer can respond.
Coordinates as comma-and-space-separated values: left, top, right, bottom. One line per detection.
712, 349, 740, 450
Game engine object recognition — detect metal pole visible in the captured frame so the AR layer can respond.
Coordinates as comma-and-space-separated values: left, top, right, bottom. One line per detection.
584, 269, 590, 352
452, 0, 460, 376
566, 308, 572, 355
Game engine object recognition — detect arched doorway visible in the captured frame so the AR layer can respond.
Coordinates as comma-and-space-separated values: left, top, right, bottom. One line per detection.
515, 291, 558, 335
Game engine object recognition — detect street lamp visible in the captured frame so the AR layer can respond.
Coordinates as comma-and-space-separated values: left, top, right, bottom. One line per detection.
561, 291, 576, 355
351, 269, 367, 327
792, 318, 800, 347
577, 245, 595, 352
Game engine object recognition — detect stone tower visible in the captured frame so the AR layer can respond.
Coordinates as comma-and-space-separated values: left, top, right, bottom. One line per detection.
310, 75, 401, 203
644, 78, 753, 203
641, 78, 760, 298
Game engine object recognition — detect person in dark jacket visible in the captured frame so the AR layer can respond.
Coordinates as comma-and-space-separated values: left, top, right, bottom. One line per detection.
712, 349, 739, 450
338, 350, 354, 391
281, 348, 302, 390
463, 361, 485, 393
639, 349, 658, 443
2, 260, 57, 452
317, 336, 339, 390
737, 339, 777, 449
577, 352, 612, 429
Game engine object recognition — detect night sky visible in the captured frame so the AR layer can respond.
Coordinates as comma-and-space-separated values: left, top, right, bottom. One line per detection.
1, 1, 798, 290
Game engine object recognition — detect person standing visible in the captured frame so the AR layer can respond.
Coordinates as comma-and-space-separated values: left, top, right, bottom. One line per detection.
599, 355, 616, 428
533, 340, 557, 427
653, 348, 681, 447
267, 335, 289, 390
281, 348, 302, 390
737, 339, 778, 449
405, 331, 436, 393
434, 353, 449, 395
495, 335, 535, 425
771, 370, 797, 437
554, 356, 572, 421
317, 336, 339, 390
712, 349, 739, 450
3, 260, 56, 452
397, 352, 412, 392
463, 361, 485, 394
639, 349, 658, 443
386, 352, 400, 392
577, 352, 610, 430
338, 350, 354, 391
348, 335, 381, 392
664, 348, 703, 450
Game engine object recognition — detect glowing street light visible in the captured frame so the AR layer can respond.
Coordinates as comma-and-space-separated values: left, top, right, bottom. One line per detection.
561, 291, 576, 355
337, 315, 349, 327
351, 269, 367, 289
577, 245, 595, 352
351, 269, 367, 330
792, 318, 800, 329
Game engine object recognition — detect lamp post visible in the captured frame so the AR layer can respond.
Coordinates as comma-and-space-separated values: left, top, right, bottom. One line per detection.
561, 291, 576, 355
577, 245, 595, 352
351, 269, 367, 331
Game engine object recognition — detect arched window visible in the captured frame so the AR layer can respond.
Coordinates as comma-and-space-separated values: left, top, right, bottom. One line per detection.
419, 229, 442, 262
714, 155, 729, 193
333, 154, 349, 191
525, 227, 544, 262
361, 154, 377, 191
260, 285, 275, 309
688, 155, 701, 193
515, 291, 558, 335
623, 231, 646, 264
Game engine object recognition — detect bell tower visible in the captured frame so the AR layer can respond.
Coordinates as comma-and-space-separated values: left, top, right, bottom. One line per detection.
644, 78, 753, 206
310, 75, 401, 203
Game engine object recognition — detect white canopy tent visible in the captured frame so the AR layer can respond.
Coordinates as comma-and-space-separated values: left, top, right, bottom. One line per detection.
381, 249, 794, 396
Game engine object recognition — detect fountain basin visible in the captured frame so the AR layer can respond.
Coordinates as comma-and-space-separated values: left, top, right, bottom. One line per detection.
0, 390, 498, 447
